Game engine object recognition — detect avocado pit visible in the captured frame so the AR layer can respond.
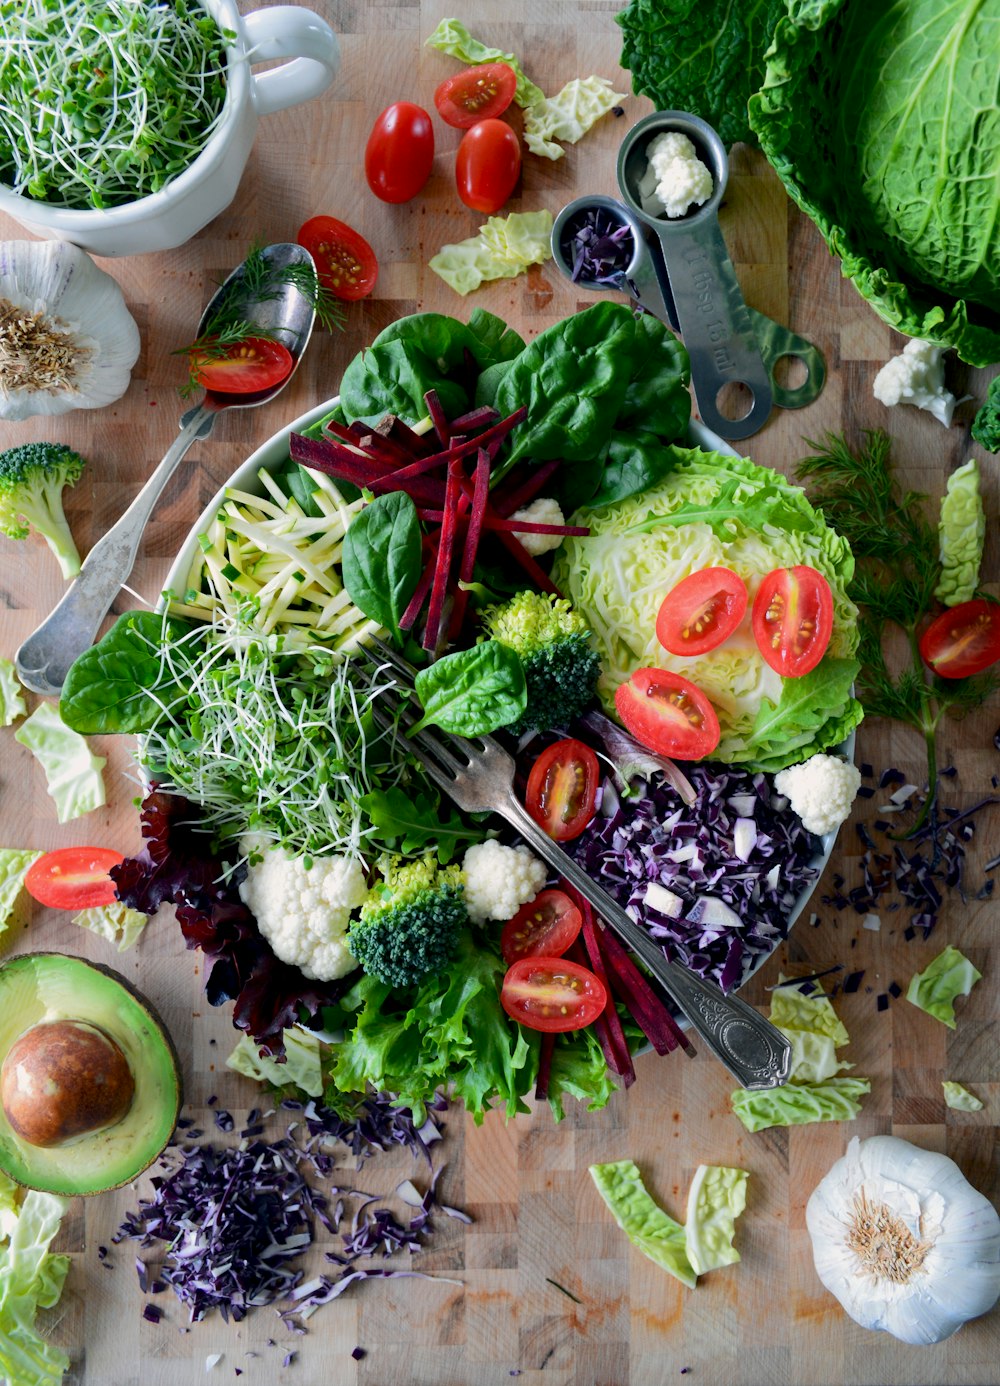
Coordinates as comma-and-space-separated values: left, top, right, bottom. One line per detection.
1, 1019, 135, 1147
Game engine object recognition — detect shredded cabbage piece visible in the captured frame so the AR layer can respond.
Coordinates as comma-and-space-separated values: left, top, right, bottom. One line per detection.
72, 901, 149, 952
684, 1165, 748, 1275
14, 703, 105, 822
589, 1159, 696, 1287
523, 77, 625, 160
0, 1188, 70, 1386
0, 850, 42, 941
906, 946, 982, 1029
429, 211, 553, 295
942, 1081, 984, 1112
227, 1026, 324, 1098
0, 658, 26, 726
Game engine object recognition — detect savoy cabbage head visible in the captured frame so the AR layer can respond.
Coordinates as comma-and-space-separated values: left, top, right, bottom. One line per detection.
749, 0, 1000, 366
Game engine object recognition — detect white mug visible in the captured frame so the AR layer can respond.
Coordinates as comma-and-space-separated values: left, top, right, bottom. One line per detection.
0, 0, 339, 258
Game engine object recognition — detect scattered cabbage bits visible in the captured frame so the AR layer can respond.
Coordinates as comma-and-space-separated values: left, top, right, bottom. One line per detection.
0, 0, 230, 209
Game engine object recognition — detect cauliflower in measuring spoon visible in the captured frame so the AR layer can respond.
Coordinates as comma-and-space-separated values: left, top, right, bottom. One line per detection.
872, 339, 961, 426
462, 840, 547, 924
239, 839, 369, 981
637, 131, 714, 220
773, 754, 861, 837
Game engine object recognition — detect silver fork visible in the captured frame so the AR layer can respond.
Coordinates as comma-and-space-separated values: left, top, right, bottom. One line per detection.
365, 637, 790, 1090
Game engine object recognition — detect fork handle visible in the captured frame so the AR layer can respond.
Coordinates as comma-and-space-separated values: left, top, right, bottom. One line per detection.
500, 793, 791, 1090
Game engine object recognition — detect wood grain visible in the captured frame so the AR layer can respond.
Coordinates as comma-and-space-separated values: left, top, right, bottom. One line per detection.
0, 2, 997, 1383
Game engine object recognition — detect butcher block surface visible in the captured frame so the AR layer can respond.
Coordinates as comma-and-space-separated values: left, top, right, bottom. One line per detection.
0, 2, 997, 1384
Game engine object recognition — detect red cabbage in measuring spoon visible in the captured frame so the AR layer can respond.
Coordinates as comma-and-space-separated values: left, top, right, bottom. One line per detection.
562, 207, 636, 285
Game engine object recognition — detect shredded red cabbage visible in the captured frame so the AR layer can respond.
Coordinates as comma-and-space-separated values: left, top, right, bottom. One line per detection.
568, 766, 823, 990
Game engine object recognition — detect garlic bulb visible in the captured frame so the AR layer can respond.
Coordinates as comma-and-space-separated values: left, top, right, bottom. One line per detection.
807, 1135, 1000, 1345
0, 241, 140, 420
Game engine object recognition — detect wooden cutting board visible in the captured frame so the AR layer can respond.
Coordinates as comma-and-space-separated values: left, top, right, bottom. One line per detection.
0, 2, 997, 1383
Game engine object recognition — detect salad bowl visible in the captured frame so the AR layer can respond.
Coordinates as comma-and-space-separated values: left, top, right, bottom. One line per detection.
158, 397, 851, 1005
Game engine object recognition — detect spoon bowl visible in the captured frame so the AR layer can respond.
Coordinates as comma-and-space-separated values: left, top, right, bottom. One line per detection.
15, 243, 318, 696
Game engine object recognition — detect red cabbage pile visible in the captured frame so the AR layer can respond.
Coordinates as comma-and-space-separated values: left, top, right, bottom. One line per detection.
569, 766, 823, 990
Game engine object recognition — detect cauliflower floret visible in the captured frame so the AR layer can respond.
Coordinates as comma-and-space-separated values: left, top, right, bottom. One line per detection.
872, 339, 958, 427
640, 131, 714, 219
510, 496, 566, 557
462, 840, 547, 924
239, 840, 369, 981
773, 755, 862, 837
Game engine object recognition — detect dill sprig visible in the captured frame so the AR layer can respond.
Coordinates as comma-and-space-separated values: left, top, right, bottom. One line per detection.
797, 431, 998, 836
177, 241, 344, 396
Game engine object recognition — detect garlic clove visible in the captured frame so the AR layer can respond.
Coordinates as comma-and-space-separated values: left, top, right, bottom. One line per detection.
0, 241, 140, 420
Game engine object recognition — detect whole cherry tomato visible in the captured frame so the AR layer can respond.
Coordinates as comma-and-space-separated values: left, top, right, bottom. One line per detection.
455, 118, 521, 214
365, 102, 434, 204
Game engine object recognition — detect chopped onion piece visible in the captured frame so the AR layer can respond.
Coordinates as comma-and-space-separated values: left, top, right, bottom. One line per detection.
733, 818, 757, 862
644, 881, 684, 919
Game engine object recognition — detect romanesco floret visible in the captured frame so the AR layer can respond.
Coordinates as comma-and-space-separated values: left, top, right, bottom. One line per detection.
872, 340, 958, 427
773, 754, 861, 837
971, 374, 1000, 453
481, 590, 601, 734
462, 840, 547, 924
238, 840, 368, 982
348, 855, 467, 988
0, 442, 86, 579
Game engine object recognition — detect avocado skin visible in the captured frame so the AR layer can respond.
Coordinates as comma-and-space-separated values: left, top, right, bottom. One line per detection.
0, 952, 183, 1196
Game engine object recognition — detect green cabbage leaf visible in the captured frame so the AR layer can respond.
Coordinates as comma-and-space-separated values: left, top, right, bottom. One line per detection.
906, 945, 982, 1029
590, 1159, 696, 1287
935, 459, 985, 607
942, 1081, 984, 1112
0, 850, 42, 942
731, 1078, 872, 1133
552, 447, 863, 771
685, 1165, 748, 1275
0, 659, 26, 727
228, 1026, 324, 1098
14, 703, 106, 822
0, 1188, 70, 1386
749, 0, 1000, 365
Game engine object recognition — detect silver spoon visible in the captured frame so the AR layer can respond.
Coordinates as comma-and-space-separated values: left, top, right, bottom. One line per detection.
15, 243, 317, 696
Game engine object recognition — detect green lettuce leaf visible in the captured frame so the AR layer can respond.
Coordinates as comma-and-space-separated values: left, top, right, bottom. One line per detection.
906, 945, 982, 1029
72, 901, 149, 952
590, 1160, 696, 1288
616, 0, 785, 148
0, 659, 26, 727
0, 850, 42, 942
942, 1081, 984, 1112
685, 1165, 748, 1275
730, 1077, 871, 1133
0, 1189, 70, 1386
749, 0, 1000, 365
523, 77, 625, 160
227, 1026, 324, 1098
14, 703, 105, 822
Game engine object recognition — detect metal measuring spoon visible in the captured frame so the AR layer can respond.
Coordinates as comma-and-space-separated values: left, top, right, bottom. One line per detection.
16, 244, 317, 696
616, 111, 773, 441
552, 195, 826, 413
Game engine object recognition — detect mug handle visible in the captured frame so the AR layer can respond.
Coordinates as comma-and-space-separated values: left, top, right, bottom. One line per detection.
243, 6, 340, 117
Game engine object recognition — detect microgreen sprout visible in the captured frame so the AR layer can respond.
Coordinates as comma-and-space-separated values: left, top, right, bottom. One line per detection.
0, 0, 232, 209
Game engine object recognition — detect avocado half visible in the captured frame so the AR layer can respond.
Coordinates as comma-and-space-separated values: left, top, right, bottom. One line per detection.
0, 953, 182, 1196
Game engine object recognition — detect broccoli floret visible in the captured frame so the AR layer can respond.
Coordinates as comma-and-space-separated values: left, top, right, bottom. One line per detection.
0, 442, 86, 579
971, 376, 1000, 453
347, 855, 467, 988
480, 589, 601, 734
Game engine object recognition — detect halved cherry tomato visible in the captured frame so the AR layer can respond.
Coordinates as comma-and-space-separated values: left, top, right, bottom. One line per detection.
525, 738, 600, 842
190, 337, 293, 395
25, 847, 124, 910
297, 215, 378, 301
614, 667, 721, 760
656, 567, 748, 657
751, 565, 833, 678
365, 102, 434, 204
434, 63, 517, 128
501, 890, 583, 965
455, 118, 521, 214
500, 956, 607, 1033
918, 599, 1000, 679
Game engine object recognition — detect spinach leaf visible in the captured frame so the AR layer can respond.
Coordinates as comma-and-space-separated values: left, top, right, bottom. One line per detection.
370, 312, 475, 373
495, 302, 637, 469
616, 314, 691, 442
553, 450, 606, 514
60, 610, 193, 734
339, 339, 468, 426
467, 309, 525, 367
412, 641, 526, 736
474, 359, 514, 410
342, 493, 422, 642
359, 785, 482, 864
588, 430, 680, 508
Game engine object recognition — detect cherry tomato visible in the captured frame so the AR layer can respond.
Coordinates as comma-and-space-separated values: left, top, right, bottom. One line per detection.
501, 890, 583, 965
434, 63, 517, 128
918, 599, 1000, 679
190, 337, 293, 395
656, 567, 748, 657
455, 118, 521, 215
614, 667, 721, 760
525, 738, 600, 842
500, 956, 607, 1033
365, 102, 434, 204
297, 215, 378, 301
751, 565, 834, 678
24, 847, 124, 910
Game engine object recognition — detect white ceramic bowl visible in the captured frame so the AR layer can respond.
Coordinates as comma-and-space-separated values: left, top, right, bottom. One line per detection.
0, 0, 339, 258
161, 402, 850, 994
